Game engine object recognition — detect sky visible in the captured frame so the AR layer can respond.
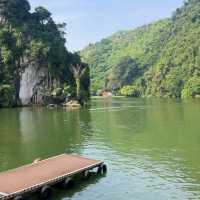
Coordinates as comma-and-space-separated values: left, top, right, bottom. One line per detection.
29, 0, 184, 51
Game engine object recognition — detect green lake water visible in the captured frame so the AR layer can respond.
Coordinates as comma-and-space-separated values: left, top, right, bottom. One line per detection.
0, 98, 200, 200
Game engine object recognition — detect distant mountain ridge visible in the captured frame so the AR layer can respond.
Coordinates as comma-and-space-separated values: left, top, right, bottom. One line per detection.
80, 0, 200, 98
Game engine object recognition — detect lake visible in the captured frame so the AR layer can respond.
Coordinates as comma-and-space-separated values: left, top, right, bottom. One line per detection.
0, 98, 200, 200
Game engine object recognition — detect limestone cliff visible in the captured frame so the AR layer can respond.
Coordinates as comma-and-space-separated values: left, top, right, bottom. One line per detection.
0, 0, 90, 108
19, 62, 49, 105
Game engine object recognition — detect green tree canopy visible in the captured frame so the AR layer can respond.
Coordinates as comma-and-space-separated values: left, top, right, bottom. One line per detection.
81, 0, 200, 98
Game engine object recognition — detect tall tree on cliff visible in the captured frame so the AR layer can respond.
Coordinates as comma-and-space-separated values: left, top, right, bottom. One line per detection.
70, 64, 87, 101
0, 0, 30, 25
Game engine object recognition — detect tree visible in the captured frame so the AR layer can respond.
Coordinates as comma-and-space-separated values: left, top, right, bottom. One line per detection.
120, 85, 141, 97
33, 7, 51, 25
0, 84, 14, 107
0, 0, 30, 25
182, 76, 200, 98
70, 64, 86, 100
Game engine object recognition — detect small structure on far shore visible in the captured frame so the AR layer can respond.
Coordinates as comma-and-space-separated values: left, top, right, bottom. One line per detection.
98, 91, 112, 97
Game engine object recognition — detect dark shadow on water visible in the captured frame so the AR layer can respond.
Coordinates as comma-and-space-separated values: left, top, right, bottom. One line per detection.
30, 172, 107, 200
55, 172, 106, 200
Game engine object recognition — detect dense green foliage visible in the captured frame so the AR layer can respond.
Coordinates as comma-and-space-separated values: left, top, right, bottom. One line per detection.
81, 0, 200, 98
120, 85, 140, 97
0, 0, 89, 107
105, 57, 140, 91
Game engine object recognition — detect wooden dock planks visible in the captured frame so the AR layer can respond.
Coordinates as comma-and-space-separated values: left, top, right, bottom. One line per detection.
0, 154, 103, 199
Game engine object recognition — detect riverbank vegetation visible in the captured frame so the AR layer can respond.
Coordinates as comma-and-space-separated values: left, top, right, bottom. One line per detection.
0, 0, 90, 108
80, 0, 200, 98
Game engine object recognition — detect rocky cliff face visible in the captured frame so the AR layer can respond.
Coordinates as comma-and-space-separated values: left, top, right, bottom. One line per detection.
19, 62, 49, 105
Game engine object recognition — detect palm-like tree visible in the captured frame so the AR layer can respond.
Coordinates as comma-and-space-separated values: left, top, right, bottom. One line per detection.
70, 64, 86, 100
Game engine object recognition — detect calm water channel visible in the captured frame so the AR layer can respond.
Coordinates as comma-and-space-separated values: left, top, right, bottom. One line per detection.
0, 98, 200, 200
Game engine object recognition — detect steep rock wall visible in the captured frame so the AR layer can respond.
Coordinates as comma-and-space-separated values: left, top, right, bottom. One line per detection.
19, 62, 49, 105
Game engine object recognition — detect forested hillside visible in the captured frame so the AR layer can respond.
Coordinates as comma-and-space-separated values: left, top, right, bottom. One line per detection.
80, 0, 200, 98
0, 0, 90, 107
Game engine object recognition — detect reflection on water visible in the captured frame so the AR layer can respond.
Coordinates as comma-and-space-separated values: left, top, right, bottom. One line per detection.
0, 98, 200, 200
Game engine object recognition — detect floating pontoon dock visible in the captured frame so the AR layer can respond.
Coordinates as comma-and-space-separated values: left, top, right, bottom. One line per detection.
0, 154, 106, 200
